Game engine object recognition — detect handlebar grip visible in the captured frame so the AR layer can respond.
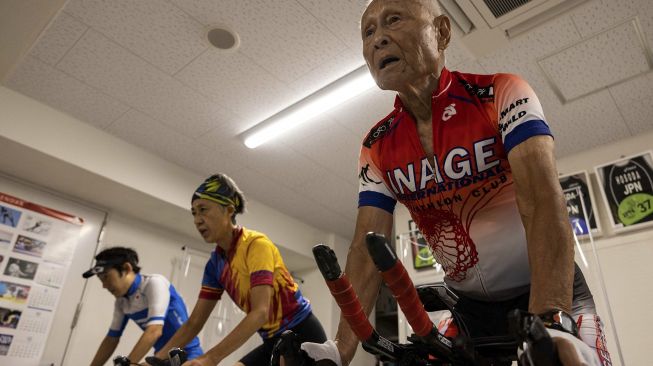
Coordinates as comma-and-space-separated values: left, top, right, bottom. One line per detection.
366, 233, 434, 337
313, 244, 342, 281
313, 245, 374, 341
168, 348, 187, 366
112, 355, 130, 366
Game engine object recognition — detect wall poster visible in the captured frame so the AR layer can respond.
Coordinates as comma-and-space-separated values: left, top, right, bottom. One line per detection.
559, 170, 601, 237
0, 192, 84, 365
407, 220, 436, 270
594, 151, 653, 232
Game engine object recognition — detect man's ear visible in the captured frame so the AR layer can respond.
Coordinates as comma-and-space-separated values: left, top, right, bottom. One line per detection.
226, 205, 236, 216
122, 262, 133, 275
435, 14, 451, 51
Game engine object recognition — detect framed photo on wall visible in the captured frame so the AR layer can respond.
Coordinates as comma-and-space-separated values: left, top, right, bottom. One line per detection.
407, 220, 436, 270
594, 151, 653, 232
559, 170, 601, 237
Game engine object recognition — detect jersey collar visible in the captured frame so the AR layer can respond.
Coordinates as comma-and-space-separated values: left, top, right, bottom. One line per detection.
393, 66, 453, 111
216, 226, 243, 260
125, 273, 142, 297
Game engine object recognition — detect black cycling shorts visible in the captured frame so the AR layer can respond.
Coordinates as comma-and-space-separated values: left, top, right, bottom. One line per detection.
239, 312, 326, 366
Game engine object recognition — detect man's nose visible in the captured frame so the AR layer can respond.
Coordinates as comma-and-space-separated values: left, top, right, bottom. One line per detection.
373, 32, 390, 49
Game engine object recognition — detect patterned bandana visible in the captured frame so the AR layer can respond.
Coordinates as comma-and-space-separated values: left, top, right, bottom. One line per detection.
192, 175, 240, 208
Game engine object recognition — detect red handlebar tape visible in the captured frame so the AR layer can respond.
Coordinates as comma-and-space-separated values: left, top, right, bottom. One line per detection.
380, 262, 434, 337
326, 274, 374, 341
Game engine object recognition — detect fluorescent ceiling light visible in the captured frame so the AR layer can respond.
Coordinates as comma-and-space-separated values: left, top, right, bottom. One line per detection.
242, 66, 375, 149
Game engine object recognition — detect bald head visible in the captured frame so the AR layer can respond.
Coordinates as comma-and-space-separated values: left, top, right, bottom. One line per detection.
360, 0, 451, 93
364, 0, 443, 19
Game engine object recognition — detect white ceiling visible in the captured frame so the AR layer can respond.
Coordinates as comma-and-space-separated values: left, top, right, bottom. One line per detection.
2, 0, 653, 238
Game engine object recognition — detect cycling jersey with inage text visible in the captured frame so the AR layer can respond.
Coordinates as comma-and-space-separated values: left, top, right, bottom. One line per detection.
358, 67, 552, 301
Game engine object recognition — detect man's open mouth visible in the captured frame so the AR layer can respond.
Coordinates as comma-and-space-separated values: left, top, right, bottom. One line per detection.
379, 56, 400, 70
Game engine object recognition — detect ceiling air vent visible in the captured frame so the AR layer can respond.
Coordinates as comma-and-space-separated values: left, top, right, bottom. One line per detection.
466, 0, 588, 35
483, 0, 532, 18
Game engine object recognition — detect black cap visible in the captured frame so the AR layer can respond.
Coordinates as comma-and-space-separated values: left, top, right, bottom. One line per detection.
82, 259, 122, 278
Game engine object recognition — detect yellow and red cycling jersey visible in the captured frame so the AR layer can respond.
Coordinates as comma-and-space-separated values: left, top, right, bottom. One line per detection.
199, 226, 311, 338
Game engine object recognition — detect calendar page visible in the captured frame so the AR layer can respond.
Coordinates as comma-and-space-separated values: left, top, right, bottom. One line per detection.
0, 192, 84, 365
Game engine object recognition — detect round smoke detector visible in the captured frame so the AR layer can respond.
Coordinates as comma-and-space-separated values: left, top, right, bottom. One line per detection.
206, 26, 239, 50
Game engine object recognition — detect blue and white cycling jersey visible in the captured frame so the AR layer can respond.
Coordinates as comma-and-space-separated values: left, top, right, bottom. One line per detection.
108, 273, 202, 359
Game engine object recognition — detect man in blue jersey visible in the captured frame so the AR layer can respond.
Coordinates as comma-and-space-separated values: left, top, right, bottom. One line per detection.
83, 247, 202, 366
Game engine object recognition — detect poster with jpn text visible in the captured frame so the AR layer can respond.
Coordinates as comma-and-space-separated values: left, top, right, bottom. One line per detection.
594, 151, 653, 232
559, 170, 602, 237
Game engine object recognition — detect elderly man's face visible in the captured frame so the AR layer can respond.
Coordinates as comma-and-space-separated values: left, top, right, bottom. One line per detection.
361, 0, 448, 92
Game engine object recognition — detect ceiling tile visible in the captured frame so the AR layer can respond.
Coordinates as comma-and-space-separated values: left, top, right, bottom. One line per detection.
5, 56, 129, 129
609, 71, 653, 106
56, 30, 231, 138
634, 1, 653, 50
451, 60, 487, 75
284, 117, 361, 181
171, 0, 347, 82
175, 49, 292, 130
63, 0, 207, 74
329, 88, 397, 139
29, 12, 87, 66
106, 109, 194, 161
547, 91, 630, 156
105, 110, 240, 179
480, 15, 582, 74
299, 171, 359, 216
295, 0, 369, 51
614, 95, 653, 134
538, 20, 651, 101
236, 173, 355, 238
213, 142, 327, 191
288, 50, 365, 98
445, 35, 475, 69
196, 127, 246, 150
570, 0, 641, 38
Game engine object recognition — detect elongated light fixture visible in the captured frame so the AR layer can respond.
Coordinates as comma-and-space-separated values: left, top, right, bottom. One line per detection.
242, 66, 375, 149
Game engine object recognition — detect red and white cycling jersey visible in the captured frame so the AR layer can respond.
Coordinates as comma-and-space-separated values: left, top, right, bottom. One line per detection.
358, 67, 552, 301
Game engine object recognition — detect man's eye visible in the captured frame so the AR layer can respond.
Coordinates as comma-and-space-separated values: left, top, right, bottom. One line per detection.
388, 15, 400, 24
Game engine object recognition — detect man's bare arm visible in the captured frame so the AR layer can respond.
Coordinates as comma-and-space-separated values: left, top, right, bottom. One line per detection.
127, 324, 163, 363
90, 335, 119, 366
154, 298, 217, 359
201, 285, 273, 364
508, 135, 574, 314
335, 206, 393, 365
